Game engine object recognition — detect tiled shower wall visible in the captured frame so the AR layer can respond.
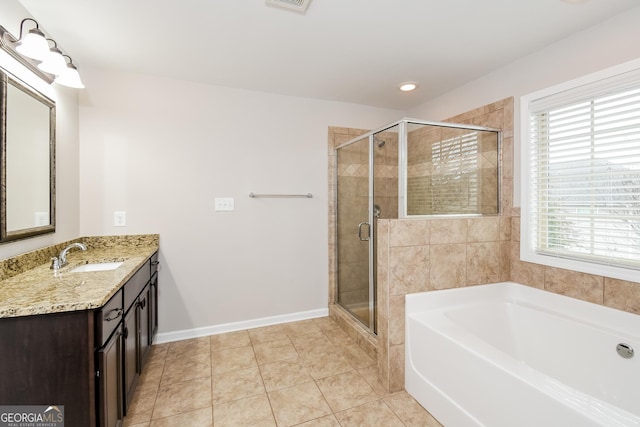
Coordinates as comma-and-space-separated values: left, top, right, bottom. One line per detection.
372, 131, 400, 223
329, 96, 640, 394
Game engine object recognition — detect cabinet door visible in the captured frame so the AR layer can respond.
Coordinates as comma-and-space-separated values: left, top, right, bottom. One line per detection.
138, 285, 151, 367
97, 327, 123, 427
123, 308, 138, 412
149, 273, 158, 343
0, 311, 94, 427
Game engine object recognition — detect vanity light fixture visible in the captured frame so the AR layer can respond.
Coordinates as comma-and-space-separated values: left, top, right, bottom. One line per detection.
55, 56, 84, 89
37, 40, 67, 75
0, 18, 84, 88
399, 81, 418, 92
266, 0, 312, 13
14, 18, 49, 61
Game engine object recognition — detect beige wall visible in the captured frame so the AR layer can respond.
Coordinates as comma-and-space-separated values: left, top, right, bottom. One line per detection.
78, 69, 403, 337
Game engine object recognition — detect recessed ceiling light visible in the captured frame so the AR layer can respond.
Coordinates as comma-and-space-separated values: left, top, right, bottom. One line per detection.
560, 0, 591, 4
399, 82, 418, 92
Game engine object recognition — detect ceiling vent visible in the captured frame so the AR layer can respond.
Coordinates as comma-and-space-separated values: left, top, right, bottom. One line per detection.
266, 0, 312, 13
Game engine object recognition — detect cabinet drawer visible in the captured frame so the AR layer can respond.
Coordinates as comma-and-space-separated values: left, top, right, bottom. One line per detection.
124, 261, 150, 312
96, 289, 123, 347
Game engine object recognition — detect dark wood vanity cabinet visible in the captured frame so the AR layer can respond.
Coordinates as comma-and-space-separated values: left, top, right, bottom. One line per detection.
0, 310, 95, 427
0, 251, 159, 427
104, 252, 159, 424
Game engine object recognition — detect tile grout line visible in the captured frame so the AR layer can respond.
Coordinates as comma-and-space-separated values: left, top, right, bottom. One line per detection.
210, 336, 215, 426
251, 338, 279, 426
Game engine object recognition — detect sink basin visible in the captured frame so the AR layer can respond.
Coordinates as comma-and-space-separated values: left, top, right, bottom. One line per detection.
71, 262, 124, 273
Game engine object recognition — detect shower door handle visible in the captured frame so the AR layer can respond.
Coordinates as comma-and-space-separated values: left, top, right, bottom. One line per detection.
358, 222, 370, 241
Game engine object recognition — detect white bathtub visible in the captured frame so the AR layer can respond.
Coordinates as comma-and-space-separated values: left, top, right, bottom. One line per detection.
405, 282, 640, 427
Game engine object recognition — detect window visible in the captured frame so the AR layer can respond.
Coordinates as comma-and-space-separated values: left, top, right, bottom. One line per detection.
430, 132, 479, 214
521, 59, 640, 282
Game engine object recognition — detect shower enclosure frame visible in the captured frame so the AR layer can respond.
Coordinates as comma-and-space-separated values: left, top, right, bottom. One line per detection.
334, 118, 501, 334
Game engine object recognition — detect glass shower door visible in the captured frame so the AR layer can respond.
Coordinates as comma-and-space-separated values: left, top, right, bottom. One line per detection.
336, 136, 374, 331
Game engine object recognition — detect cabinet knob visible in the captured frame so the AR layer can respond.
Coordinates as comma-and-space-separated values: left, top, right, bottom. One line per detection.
151, 261, 160, 266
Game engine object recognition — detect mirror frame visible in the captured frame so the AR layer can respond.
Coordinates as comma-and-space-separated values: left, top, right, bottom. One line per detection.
0, 68, 56, 243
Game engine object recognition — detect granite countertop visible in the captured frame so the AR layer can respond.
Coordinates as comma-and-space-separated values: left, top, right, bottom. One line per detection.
0, 237, 158, 319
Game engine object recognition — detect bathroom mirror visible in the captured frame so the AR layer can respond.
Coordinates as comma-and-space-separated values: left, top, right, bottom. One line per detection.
0, 68, 56, 242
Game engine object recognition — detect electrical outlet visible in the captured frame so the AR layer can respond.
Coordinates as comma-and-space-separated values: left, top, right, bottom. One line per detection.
114, 211, 126, 226
214, 198, 235, 211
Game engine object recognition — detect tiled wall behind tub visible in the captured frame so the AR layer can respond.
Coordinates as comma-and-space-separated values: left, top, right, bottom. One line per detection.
510, 208, 640, 315
377, 215, 513, 391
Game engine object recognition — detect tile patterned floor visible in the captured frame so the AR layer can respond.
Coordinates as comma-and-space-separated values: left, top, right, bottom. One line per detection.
124, 317, 443, 426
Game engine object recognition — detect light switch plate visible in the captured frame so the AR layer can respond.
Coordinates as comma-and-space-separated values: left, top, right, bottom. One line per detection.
114, 211, 126, 226
214, 197, 235, 211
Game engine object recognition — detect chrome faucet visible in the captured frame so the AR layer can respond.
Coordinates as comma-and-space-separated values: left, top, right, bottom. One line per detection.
51, 242, 87, 270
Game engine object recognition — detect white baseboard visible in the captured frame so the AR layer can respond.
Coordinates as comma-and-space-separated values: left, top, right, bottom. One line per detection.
155, 307, 329, 344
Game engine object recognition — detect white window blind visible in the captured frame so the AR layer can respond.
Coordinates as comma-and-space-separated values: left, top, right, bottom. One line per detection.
526, 64, 640, 275
430, 132, 479, 214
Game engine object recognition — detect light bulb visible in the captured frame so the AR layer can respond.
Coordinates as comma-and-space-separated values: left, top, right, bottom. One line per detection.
55, 62, 84, 88
15, 28, 50, 60
38, 47, 68, 75
399, 82, 418, 92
